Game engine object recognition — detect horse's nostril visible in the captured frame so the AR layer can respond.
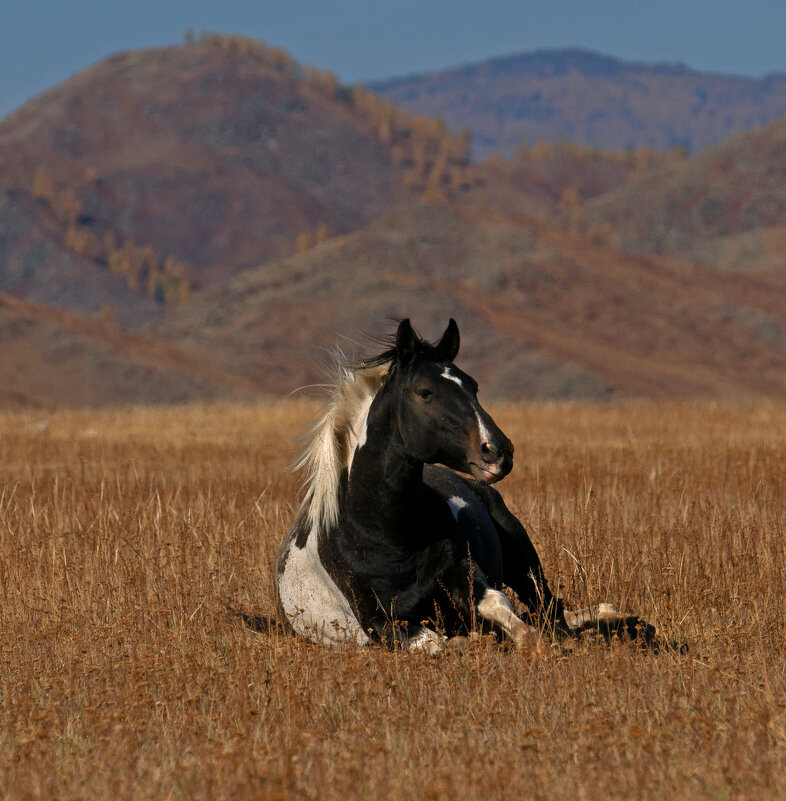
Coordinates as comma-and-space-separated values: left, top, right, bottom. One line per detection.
481, 441, 498, 463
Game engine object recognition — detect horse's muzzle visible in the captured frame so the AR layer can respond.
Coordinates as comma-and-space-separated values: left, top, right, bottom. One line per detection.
470, 438, 513, 484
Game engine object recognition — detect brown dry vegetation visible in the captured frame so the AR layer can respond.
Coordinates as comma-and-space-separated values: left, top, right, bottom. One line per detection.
1, 401, 785, 799
153, 202, 786, 401
0, 292, 263, 410
585, 116, 786, 265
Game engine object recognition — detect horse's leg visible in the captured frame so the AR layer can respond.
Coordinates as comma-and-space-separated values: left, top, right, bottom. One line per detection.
564, 603, 656, 644
474, 484, 568, 631
444, 557, 543, 653
476, 588, 543, 652
470, 485, 657, 644
361, 610, 449, 654
460, 482, 658, 647
564, 602, 624, 629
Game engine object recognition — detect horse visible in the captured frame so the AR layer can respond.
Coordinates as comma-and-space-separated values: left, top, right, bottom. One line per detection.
276, 318, 655, 654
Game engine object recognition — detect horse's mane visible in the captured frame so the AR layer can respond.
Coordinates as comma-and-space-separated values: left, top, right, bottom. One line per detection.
296, 349, 394, 532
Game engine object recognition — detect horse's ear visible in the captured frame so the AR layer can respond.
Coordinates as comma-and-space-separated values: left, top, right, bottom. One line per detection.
436, 318, 460, 362
395, 318, 419, 366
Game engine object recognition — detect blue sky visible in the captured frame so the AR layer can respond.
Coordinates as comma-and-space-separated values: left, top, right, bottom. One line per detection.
3, 0, 786, 120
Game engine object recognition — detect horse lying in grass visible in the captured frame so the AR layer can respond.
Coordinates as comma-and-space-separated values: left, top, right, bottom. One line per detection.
277, 319, 656, 654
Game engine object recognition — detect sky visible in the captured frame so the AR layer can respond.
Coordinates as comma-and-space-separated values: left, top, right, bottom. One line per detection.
3, 0, 786, 120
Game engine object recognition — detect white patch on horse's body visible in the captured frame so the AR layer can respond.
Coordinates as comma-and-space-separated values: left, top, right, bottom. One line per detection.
279, 527, 369, 646
280, 354, 390, 648
441, 366, 465, 388
447, 495, 468, 520
477, 588, 540, 649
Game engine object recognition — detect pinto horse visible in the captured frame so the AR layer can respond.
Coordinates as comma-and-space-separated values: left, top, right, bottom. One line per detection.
277, 319, 654, 653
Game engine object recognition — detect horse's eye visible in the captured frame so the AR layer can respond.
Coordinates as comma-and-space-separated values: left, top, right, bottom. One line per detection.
416, 388, 433, 400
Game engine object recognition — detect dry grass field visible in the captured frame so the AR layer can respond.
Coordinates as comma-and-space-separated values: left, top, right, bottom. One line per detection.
1, 401, 784, 800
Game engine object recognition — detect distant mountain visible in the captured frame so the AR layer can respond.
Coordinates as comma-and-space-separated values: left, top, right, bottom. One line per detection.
1, 38, 785, 408
0, 36, 408, 324
585, 116, 786, 270
369, 48, 786, 159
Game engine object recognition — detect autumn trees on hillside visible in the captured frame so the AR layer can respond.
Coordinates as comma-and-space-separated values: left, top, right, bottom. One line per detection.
27, 33, 695, 310
32, 166, 191, 305
514, 138, 687, 170
350, 86, 472, 194
194, 33, 473, 200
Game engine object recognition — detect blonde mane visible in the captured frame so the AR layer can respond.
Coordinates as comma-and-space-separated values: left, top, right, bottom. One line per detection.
296, 356, 391, 532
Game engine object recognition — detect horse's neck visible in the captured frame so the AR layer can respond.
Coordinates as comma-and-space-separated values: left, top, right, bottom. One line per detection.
343, 392, 423, 539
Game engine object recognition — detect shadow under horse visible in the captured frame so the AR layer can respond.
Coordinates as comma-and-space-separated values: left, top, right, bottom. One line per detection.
276, 318, 659, 655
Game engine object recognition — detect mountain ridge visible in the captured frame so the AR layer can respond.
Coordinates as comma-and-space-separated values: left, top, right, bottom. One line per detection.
370, 47, 786, 159
1, 39, 785, 408
0, 38, 409, 324
373, 47, 786, 88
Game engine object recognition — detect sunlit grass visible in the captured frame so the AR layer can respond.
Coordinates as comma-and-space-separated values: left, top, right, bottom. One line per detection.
0, 401, 784, 799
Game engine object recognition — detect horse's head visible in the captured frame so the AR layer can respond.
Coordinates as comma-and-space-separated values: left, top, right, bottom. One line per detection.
388, 318, 513, 484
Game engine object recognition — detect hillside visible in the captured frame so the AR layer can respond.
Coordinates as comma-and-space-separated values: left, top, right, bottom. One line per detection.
0, 37, 409, 324
153, 200, 786, 401
0, 291, 262, 409
370, 48, 786, 159
0, 187, 167, 329
585, 116, 786, 268
1, 39, 785, 408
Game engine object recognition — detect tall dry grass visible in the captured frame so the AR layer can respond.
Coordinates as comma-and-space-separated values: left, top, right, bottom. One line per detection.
0, 401, 784, 800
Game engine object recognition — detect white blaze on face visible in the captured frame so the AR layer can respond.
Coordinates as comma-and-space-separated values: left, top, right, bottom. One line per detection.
441, 365, 493, 455
440, 366, 465, 388
474, 408, 492, 449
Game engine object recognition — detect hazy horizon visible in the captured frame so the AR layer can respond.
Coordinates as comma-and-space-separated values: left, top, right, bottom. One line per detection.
3, 1, 786, 120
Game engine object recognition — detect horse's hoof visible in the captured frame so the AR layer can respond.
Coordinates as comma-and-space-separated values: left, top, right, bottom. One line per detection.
446, 631, 485, 653
422, 639, 446, 657
621, 615, 658, 646
406, 629, 447, 656
513, 628, 547, 657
